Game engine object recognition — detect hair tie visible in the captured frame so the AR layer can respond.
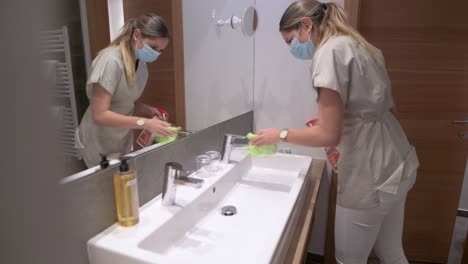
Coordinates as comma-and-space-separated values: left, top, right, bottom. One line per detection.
321, 3, 328, 11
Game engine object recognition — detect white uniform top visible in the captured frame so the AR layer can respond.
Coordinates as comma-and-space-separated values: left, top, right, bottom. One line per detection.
76, 46, 148, 167
310, 36, 419, 209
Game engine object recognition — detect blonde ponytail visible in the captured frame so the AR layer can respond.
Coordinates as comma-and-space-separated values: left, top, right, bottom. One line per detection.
319, 2, 382, 64
111, 19, 136, 83
280, 1, 383, 65
107, 14, 170, 84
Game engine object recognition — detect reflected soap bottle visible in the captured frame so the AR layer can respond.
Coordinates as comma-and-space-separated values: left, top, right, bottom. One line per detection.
113, 157, 139, 227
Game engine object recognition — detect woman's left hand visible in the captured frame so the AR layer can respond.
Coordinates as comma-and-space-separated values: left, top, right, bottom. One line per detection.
250, 128, 282, 146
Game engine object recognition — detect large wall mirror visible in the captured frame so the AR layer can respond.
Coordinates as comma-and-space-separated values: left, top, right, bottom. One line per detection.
45, 0, 256, 177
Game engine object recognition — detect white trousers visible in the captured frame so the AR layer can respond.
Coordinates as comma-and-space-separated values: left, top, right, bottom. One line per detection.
335, 173, 416, 264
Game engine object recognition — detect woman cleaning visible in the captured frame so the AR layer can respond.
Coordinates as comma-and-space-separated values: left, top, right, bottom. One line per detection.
76, 13, 175, 168
251, 1, 419, 263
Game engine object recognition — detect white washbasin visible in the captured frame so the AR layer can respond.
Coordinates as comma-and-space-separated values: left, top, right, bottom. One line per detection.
88, 153, 312, 264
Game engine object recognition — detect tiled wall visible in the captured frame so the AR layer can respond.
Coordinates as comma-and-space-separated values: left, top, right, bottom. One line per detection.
62, 111, 253, 264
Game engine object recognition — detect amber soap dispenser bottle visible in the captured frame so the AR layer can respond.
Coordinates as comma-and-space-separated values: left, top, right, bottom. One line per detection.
113, 157, 140, 227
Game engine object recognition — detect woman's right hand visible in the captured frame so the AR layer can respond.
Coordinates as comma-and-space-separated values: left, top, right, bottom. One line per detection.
144, 118, 176, 136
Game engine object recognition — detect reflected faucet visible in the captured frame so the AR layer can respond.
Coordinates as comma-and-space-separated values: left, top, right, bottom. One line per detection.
162, 162, 204, 206
221, 134, 249, 164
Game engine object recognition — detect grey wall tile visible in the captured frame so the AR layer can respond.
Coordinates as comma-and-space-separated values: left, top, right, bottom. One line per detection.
62, 157, 136, 264
62, 112, 252, 264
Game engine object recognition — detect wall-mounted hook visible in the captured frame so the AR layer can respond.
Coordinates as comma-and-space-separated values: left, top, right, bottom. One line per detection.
216, 15, 241, 29
215, 6, 258, 37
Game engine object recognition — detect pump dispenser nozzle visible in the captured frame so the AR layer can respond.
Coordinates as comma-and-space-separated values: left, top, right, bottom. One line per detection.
119, 156, 129, 172
100, 154, 109, 169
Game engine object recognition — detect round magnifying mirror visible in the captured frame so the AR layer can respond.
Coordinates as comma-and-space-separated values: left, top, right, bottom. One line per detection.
242, 6, 258, 37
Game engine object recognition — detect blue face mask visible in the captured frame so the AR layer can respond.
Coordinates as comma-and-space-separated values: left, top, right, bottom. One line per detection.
289, 28, 316, 60
135, 42, 160, 63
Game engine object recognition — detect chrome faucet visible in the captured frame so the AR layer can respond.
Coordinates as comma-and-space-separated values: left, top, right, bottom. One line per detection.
162, 162, 204, 206
221, 133, 249, 164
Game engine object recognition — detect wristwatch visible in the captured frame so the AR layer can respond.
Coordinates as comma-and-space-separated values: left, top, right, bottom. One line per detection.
280, 128, 289, 142
136, 118, 145, 127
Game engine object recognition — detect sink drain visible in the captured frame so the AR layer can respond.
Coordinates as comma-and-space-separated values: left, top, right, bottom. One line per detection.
221, 205, 237, 216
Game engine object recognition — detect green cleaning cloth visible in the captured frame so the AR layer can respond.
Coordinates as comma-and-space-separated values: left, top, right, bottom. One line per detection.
154, 127, 182, 144
246, 132, 277, 157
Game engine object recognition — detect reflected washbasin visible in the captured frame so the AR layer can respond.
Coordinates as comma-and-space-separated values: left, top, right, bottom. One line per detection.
88, 153, 312, 264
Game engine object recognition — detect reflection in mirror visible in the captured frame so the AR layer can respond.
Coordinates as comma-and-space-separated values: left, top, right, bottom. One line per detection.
41, 0, 89, 176
184, 0, 255, 131
242, 6, 258, 37
76, 13, 175, 169
56, 0, 255, 178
